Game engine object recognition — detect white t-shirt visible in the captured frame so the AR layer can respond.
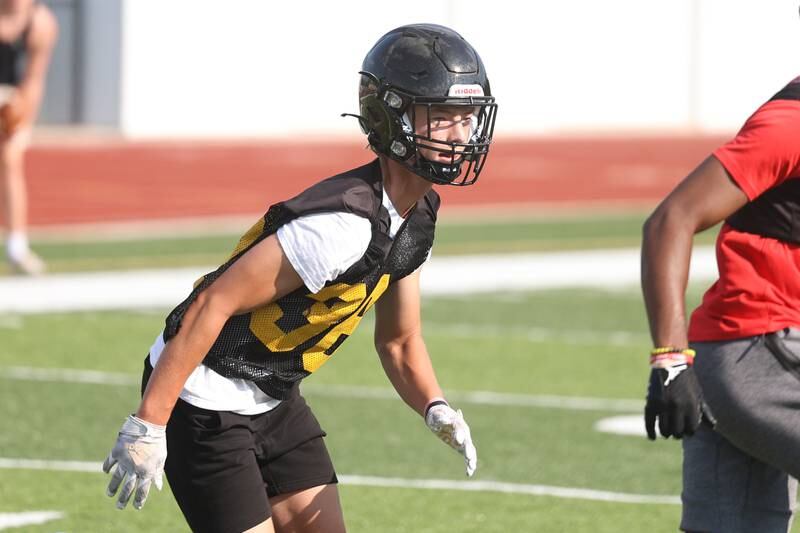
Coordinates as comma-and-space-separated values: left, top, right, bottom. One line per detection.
149, 188, 408, 414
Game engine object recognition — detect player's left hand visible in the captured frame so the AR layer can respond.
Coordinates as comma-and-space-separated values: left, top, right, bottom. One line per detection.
425, 401, 477, 476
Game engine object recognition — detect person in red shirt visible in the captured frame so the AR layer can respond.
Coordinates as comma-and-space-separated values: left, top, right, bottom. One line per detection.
642, 76, 800, 533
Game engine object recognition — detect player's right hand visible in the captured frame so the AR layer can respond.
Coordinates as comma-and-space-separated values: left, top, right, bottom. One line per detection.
644, 348, 716, 440
102, 415, 167, 510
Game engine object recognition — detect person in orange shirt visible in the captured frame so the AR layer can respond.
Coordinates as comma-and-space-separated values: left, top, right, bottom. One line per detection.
0, 0, 57, 275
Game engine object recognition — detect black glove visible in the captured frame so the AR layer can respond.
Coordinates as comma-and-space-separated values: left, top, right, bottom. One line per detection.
645, 360, 716, 440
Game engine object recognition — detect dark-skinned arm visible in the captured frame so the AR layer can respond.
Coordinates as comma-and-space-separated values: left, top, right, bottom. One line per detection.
641, 155, 748, 347
641, 155, 747, 439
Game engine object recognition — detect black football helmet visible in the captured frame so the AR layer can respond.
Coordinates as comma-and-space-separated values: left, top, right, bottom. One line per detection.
351, 24, 497, 186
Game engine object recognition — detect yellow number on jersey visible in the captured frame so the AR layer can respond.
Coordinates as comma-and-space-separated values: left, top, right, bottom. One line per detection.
248, 274, 391, 373
302, 274, 391, 372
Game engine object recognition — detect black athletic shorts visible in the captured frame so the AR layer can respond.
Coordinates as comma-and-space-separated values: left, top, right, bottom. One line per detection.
142, 356, 337, 533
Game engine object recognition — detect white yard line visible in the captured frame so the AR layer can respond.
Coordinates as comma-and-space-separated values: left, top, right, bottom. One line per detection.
0, 247, 718, 314
0, 366, 643, 412
424, 322, 647, 346
594, 415, 648, 437
0, 511, 64, 530
421, 247, 716, 295
0, 458, 103, 473
301, 384, 644, 412
0, 267, 208, 314
0, 458, 678, 506
1, 366, 140, 386
338, 475, 680, 505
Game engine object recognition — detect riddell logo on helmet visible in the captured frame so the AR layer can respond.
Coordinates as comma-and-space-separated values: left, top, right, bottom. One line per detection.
448, 84, 484, 97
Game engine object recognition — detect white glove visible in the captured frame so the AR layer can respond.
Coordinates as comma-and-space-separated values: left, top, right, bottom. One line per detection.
102, 414, 167, 510
425, 402, 477, 476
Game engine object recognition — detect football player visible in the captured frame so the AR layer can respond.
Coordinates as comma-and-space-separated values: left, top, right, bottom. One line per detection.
103, 23, 497, 533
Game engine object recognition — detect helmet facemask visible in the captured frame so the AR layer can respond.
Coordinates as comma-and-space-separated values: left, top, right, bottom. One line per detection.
356, 72, 497, 186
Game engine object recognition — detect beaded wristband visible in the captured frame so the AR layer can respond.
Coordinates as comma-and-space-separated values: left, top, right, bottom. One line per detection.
650, 346, 694, 355
649, 347, 695, 368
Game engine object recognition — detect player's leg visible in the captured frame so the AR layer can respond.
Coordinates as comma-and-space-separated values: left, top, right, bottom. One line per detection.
163, 399, 275, 533
140, 356, 276, 533
255, 390, 342, 532
1, 126, 42, 274
681, 424, 795, 532
1, 131, 25, 231
269, 483, 345, 533
682, 333, 800, 532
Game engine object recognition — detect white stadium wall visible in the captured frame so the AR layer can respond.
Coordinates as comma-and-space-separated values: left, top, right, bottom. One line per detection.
112, 0, 800, 138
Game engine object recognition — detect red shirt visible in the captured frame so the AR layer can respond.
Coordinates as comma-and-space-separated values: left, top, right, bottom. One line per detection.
688, 93, 800, 341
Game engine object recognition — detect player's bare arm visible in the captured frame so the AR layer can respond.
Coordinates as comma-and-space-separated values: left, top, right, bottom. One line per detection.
139, 234, 303, 425
641, 155, 747, 440
642, 155, 748, 348
374, 268, 443, 415
374, 267, 477, 476
104, 234, 303, 510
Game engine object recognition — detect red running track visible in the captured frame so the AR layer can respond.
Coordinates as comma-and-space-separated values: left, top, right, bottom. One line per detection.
24, 135, 727, 226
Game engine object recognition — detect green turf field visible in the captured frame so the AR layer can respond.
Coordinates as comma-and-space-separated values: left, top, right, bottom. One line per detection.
1, 282, 753, 533
1, 213, 720, 274
0, 213, 765, 532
